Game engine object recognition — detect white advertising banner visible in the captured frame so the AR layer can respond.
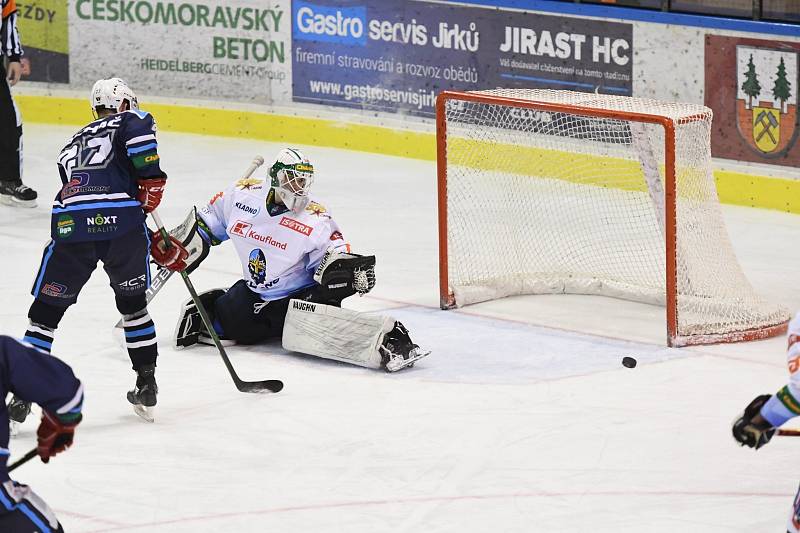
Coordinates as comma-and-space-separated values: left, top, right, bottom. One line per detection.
68, 0, 292, 103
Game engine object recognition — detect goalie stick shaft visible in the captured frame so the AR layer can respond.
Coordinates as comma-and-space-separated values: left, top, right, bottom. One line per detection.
151, 210, 283, 394
8, 448, 38, 472
115, 156, 266, 329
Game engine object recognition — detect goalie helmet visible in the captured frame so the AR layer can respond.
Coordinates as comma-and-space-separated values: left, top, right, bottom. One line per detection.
90, 78, 138, 118
269, 148, 315, 213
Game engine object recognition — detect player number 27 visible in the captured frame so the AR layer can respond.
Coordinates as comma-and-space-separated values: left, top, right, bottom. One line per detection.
58, 132, 115, 174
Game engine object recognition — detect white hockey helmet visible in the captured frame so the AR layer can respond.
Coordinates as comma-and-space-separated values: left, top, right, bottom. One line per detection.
269, 148, 315, 213
90, 77, 138, 117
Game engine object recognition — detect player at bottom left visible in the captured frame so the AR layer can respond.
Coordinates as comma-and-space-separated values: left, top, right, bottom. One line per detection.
6, 77, 189, 427
0, 335, 84, 533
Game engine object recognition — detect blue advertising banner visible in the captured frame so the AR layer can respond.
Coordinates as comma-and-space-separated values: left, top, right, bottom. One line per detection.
292, 0, 633, 117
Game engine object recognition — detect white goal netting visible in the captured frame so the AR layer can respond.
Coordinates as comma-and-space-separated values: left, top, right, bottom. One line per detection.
440, 89, 788, 346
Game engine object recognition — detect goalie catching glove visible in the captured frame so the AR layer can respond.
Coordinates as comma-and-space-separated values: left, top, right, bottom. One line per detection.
313, 248, 376, 302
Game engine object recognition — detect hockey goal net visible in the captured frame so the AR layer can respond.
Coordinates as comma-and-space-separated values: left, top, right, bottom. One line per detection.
437, 89, 789, 347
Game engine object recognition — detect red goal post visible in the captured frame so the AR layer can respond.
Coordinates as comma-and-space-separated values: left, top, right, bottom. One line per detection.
436, 89, 789, 347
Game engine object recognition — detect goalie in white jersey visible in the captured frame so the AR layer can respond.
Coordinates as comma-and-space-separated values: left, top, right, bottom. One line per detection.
732, 311, 800, 532
172, 148, 428, 372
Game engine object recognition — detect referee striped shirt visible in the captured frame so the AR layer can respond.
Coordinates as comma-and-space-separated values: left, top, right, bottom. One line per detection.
1, 0, 22, 62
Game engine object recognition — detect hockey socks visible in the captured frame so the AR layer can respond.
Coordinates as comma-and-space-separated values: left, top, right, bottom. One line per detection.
122, 309, 158, 367
22, 322, 55, 353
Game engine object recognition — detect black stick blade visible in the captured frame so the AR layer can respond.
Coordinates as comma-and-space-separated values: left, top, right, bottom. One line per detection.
237, 379, 284, 393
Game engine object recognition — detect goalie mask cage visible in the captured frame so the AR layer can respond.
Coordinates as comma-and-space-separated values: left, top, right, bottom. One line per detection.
436, 89, 789, 347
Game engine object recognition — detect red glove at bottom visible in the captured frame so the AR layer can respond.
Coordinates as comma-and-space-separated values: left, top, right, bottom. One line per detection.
37, 411, 82, 463
151, 231, 189, 272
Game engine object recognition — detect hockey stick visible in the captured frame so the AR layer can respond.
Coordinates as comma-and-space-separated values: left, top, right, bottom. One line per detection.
777, 428, 800, 437
151, 210, 283, 394
8, 448, 38, 472
115, 156, 266, 329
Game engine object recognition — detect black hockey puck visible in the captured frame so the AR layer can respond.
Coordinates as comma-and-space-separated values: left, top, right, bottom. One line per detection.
622, 357, 637, 368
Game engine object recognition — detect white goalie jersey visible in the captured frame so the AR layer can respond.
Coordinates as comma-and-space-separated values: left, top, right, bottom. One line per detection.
197, 176, 349, 301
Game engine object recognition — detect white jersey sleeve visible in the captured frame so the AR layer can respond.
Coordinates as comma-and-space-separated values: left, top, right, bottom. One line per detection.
759, 312, 800, 428
784, 312, 800, 398
197, 185, 237, 244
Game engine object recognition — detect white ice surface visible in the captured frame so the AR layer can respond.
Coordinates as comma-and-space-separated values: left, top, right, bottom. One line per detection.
1, 124, 799, 532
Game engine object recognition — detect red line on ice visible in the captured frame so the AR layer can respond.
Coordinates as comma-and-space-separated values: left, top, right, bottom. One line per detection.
75, 489, 787, 532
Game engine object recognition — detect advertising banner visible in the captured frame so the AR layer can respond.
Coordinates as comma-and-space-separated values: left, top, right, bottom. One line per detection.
705, 35, 799, 166
291, 1, 633, 117
16, 0, 69, 83
68, 0, 291, 103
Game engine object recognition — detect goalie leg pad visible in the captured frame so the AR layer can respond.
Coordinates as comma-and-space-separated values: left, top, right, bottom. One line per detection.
282, 299, 393, 369
282, 300, 430, 371
174, 288, 227, 349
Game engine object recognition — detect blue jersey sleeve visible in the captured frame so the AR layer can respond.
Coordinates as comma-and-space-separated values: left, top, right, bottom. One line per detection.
0, 336, 82, 480
0, 336, 83, 416
120, 110, 165, 180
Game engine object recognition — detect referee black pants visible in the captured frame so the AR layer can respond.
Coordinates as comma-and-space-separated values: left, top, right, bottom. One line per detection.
0, 63, 22, 181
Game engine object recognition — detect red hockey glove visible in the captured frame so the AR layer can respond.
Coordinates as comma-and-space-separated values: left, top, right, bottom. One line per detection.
151, 231, 189, 272
37, 411, 82, 464
137, 177, 167, 213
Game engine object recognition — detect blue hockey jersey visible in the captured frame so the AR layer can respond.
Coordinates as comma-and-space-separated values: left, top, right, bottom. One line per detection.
50, 110, 165, 242
0, 336, 83, 482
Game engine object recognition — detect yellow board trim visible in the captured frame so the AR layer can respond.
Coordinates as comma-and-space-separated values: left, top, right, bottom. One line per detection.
17, 95, 800, 214
16, 94, 435, 161
715, 170, 800, 214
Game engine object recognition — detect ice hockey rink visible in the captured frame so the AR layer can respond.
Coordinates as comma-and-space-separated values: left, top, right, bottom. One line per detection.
2, 123, 800, 532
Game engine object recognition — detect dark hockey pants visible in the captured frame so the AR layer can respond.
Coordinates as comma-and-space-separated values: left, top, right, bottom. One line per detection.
210, 280, 349, 345
0, 480, 63, 533
28, 225, 158, 368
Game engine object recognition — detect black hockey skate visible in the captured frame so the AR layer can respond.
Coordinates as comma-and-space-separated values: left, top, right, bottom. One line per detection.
7, 396, 32, 436
127, 364, 158, 423
0, 179, 37, 208
8, 396, 31, 423
379, 322, 430, 372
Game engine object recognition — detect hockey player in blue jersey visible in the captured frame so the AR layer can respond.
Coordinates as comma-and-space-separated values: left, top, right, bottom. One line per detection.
7, 78, 188, 425
0, 335, 83, 532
